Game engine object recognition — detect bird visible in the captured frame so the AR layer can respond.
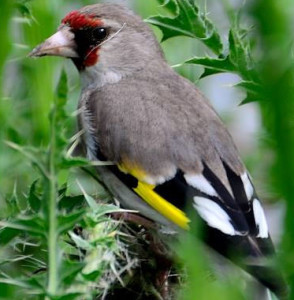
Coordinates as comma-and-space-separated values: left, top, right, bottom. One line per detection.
29, 3, 288, 299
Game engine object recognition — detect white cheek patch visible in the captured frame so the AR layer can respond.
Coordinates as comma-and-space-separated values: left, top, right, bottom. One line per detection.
241, 172, 254, 201
193, 197, 242, 236
185, 174, 218, 197
252, 198, 269, 238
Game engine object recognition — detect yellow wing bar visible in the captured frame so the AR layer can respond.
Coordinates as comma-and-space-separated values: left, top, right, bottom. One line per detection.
118, 161, 190, 229
134, 181, 190, 230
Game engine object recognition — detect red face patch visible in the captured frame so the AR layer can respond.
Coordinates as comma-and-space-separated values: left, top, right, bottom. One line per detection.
62, 10, 103, 30
62, 10, 105, 69
84, 48, 99, 67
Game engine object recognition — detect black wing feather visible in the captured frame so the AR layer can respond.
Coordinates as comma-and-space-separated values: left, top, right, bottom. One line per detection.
97, 155, 287, 298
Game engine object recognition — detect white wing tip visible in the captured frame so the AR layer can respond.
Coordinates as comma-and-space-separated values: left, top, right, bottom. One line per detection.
241, 172, 254, 201
253, 198, 269, 238
193, 196, 243, 236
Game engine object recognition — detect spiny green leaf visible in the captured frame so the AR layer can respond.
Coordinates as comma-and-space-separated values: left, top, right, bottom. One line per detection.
228, 29, 257, 81
58, 210, 85, 234
158, 0, 178, 14
81, 269, 103, 282
58, 195, 85, 212
147, 0, 223, 55
5, 183, 21, 216
91, 204, 128, 220
56, 69, 68, 110
236, 80, 264, 95
28, 180, 41, 213
59, 157, 90, 169
69, 231, 91, 250
0, 277, 35, 289
239, 93, 260, 105
77, 181, 100, 211
0, 254, 33, 266
185, 56, 235, 73
0, 276, 44, 293
67, 168, 110, 201
60, 260, 85, 285
199, 68, 223, 79
50, 69, 68, 139
5, 141, 48, 178
236, 81, 264, 105
0, 216, 45, 236
0, 227, 20, 245
78, 181, 127, 217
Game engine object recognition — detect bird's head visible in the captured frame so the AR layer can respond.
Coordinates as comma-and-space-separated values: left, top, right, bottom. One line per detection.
30, 4, 164, 85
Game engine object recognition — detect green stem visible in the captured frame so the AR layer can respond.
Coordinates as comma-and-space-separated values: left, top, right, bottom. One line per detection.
47, 107, 58, 298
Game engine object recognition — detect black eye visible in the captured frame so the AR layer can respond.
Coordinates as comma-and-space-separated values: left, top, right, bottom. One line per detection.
92, 27, 107, 41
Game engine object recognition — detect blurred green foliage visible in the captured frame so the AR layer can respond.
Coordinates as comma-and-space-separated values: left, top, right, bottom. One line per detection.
0, 0, 294, 299
250, 0, 294, 292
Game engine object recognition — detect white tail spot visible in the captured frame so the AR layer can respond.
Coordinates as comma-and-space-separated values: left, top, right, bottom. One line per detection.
252, 198, 269, 238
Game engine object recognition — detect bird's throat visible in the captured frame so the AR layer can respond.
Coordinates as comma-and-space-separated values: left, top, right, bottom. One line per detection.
79, 62, 123, 89
72, 47, 100, 71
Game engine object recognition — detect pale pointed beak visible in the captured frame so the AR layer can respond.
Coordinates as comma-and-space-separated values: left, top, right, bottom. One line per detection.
29, 26, 78, 58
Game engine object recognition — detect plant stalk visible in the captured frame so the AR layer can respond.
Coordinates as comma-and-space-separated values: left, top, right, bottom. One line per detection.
47, 106, 58, 298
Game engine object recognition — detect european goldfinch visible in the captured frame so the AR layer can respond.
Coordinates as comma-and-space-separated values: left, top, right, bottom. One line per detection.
30, 4, 287, 298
